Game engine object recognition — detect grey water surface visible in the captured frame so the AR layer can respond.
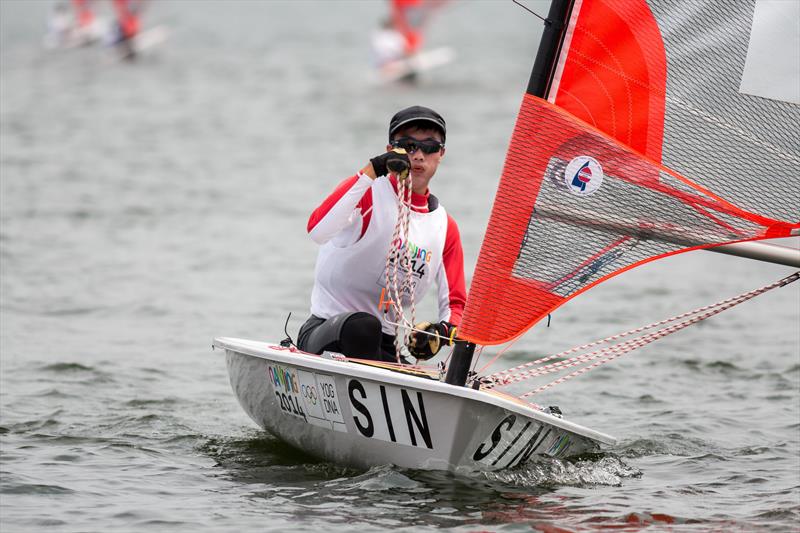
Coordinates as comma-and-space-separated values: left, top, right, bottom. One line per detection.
1, 1, 798, 532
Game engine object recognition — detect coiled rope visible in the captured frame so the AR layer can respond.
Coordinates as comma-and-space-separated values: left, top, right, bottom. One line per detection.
481, 271, 799, 397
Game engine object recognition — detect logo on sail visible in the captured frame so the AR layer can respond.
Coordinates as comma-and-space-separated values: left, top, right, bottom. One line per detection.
564, 156, 603, 196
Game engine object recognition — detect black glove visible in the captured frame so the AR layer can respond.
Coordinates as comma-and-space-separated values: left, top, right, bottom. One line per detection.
370, 148, 410, 178
408, 321, 457, 360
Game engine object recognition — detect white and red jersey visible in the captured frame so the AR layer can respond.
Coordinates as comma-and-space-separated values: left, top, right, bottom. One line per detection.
307, 173, 466, 334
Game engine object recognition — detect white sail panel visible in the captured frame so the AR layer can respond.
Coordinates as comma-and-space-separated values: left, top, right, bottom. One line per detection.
739, 0, 800, 105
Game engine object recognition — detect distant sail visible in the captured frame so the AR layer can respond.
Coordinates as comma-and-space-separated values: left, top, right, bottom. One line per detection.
459, 0, 799, 346
390, 0, 451, 55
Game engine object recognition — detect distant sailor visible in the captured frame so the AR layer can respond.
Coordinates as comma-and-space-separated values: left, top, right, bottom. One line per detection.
111, 0, 141, 59
299, 106, 466, 363
73, 0, 96, 39
71, 0, 103, 46
371, 17, 407, 69
44, 3, 73, 48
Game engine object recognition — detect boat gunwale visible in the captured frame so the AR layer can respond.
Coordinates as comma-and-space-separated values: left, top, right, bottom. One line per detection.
214, 336, 618, 445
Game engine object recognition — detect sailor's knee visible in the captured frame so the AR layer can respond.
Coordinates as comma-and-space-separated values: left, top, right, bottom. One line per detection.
341, 312, 382, 340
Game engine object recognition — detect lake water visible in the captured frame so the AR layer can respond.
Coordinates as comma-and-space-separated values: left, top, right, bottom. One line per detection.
1, 1, 798, 532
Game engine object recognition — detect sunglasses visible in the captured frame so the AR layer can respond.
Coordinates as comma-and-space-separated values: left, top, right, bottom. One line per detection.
391, 137, 444, 155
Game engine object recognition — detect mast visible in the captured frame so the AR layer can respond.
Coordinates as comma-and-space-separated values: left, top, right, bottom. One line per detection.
527, 0, 573, 98
444, 341, 477, 386
446, 0, 574, 387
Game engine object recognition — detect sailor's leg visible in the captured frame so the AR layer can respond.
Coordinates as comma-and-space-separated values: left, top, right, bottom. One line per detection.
297, 315, 326, 351
297, 312, 383, 360
339, 313, 383, 359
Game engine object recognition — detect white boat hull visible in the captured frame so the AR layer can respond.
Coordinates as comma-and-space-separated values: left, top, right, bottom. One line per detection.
215, 337, 616, 473
373, 46, 455, 84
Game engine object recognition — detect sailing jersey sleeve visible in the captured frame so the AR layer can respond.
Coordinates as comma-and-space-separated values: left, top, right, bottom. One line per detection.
436, 214, 466, 326
307, 173, 373, 245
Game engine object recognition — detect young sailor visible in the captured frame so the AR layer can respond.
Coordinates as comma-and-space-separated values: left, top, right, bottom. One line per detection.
71, 0, 102, 46
371, 17, 407, 69
299, 106, 466, 363
44, 3, 73, 49
111, 0, 141, 59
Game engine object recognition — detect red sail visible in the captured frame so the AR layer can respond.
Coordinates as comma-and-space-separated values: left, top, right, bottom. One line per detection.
550, 0, 667, 163
459, 95, 798, 345
459, 0, 800, 345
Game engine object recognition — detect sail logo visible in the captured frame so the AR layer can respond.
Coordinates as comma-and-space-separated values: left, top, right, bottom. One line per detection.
564, 156, 603, 196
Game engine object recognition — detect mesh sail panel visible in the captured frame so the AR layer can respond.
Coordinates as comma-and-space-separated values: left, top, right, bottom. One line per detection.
551, 0, 800, 222
650, 0, 800, 222
459, 96, 797, 346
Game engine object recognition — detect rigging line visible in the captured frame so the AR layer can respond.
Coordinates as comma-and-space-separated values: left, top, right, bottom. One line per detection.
383, 317, 459, 347
476, 338, 520, 375
512, 0, 547, 22
510, 271, 800, 396
497, 288, 767, 388
521, 307, 737, 396
501, 272, 800, 389
404, 181, 417, 349
518, 304, 743, 385
469, 345, 485, 374
441, 344, 456, 368
499, 292, 756, 385
484, 275, 785, 382
523, 312, 742, 395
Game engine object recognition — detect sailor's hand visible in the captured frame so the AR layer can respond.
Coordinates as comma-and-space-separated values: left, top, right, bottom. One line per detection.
408, 321, 457, 360
369, 148, 410, 180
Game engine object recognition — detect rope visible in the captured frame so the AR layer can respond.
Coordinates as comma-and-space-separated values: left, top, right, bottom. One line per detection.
402, 178, 417, 350
481, 271, 799, 396
383, 175, 416, 363
470, 345, 485, 374
476, 339, 518, 374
